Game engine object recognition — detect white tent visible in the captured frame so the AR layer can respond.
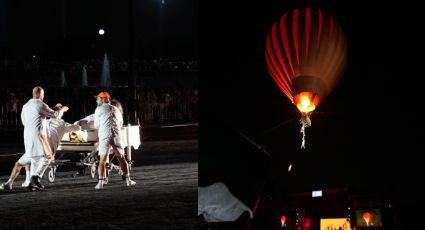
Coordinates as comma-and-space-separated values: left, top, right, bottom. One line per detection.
60, 70, 67, 87
198, 182, 253, 222
100, 53, 111, 87
81, 65, 88, 87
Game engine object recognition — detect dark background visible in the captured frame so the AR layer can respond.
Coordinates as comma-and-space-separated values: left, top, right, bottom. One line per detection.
0, 0, 198, 60
200, 0, 424, 226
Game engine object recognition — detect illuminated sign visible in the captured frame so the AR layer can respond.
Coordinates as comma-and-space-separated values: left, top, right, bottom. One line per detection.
312, 190, 322, 197
355, 209, 383, 227
320, 218, 351, 230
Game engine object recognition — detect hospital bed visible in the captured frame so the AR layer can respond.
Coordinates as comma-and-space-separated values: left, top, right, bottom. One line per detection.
48, 125, 141, 183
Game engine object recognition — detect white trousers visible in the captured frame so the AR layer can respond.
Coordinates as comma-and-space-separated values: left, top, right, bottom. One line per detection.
18, 153, 31, 165
30, 156, 52, 178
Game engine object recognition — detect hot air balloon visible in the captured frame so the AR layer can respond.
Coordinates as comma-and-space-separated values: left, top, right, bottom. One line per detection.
280, 215, 286, 227
363, 211, 371, 226
265, 7, 347, 149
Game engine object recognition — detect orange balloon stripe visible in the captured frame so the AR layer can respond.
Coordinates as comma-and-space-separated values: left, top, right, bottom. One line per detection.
279, 14, 295, 76
265, 50, 284, 88
266, 33, 292, 90
266, 36, 287, 88
265, 51, 292, 100
265, 47, 293, 100
305, 7, 310, 57
292, 8, 300, 65
267, 60, 292, 100
271, 22, 292, 87
317, 9, 323, 53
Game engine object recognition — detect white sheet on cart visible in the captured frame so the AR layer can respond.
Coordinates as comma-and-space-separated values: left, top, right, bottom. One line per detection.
121, 125, 141, 150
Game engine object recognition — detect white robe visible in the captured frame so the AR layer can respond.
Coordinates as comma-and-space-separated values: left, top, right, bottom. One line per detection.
46, 118, 81, 155
94, 104, 124, 154
75, 113, 95, 129
21, 99, 63, 158
18, 118, 81, 165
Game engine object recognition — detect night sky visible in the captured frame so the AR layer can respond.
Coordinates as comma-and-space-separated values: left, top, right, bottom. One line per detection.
0, 0, 198, 60
200, 0, 425, 211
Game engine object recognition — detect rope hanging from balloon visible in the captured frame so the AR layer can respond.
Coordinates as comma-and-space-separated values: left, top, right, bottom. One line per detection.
299, 114, 311, 149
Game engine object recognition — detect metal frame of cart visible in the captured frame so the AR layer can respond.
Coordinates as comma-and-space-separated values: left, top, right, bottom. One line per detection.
48, 125, 141, 183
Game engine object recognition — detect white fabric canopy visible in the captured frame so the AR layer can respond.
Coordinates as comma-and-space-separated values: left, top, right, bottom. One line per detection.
198, 182, 253, 222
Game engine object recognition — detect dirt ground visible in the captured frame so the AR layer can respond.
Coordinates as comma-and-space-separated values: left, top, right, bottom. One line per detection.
0, 131, 198, 230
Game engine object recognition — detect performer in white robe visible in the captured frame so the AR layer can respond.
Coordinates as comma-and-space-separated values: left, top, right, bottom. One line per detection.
0, 103, 80, 190
93, 92, 136, 189
20, 86, 69, 191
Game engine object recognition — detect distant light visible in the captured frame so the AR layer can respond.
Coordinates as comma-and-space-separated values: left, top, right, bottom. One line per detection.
312, 190, 323, 197
388, 204, 392, 208
348, 207, 351, 210
32, 55, 36, 59
98, 29, 105, 35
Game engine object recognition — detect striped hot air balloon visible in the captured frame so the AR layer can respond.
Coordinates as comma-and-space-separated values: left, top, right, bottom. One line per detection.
265, 7, 347, 115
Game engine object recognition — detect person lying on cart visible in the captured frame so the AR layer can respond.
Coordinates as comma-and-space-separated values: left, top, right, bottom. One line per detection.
1, 103, 81, 191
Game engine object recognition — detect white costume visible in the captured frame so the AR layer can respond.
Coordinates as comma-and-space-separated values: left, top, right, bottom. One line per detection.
15, 117, 81, 185
17, 153, 31, 165
46, 118, 81, 155
74, 113, 95, 129
18, 118, 80, 164
94, 104, 124, 155
18, 117, 81, 177
21, 98, 63, 178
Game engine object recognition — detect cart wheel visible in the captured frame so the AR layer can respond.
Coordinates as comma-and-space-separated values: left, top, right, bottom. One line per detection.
106, 168, 111, 177
77, 166, 86, 176
90, 163, 97, 178
104, 168, 109, 185
48, 169, 55, 183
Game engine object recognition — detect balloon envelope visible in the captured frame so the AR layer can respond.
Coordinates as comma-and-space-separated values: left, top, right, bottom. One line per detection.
265, 7, 347, 114
363, 212, 371, 222
280, 215, 286, 226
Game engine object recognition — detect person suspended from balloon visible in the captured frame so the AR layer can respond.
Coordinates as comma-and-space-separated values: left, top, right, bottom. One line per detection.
265, 7, 347, 149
